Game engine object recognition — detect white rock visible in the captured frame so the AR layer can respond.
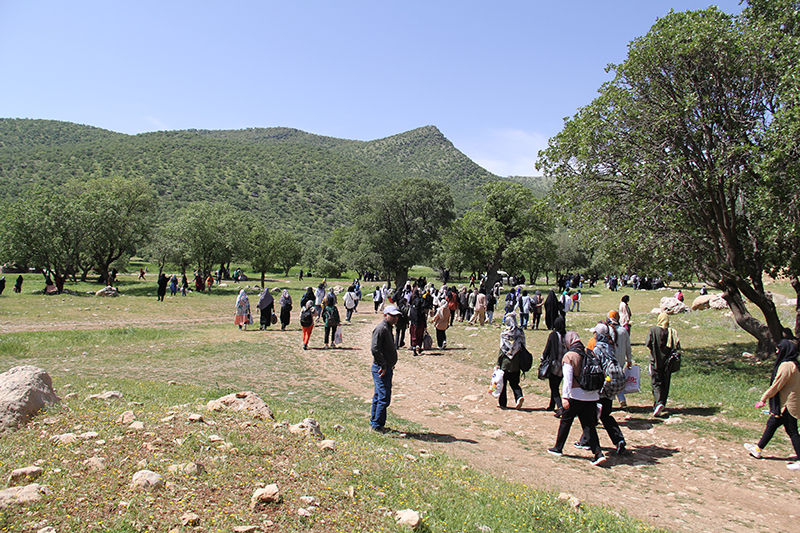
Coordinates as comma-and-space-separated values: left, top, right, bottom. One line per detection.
0, 366, 60, 433
131, 470, 164, 491
395, 509, 422, 528
84, 456, 106, 471
206, 391, 274, 420
49, 433, 77, 445
317, 439, 336, 450
87, 390, 123, 401
8, 466, 43, 486
180, 512, 200, 526
297, 507, 312, 517
116, 410, 135, 424
0, 484, 49, 509
251, 484, 281, 509
129, 421, 145, 431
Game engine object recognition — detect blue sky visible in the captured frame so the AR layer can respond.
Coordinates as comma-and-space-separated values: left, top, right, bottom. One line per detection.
0, 1, 744, 176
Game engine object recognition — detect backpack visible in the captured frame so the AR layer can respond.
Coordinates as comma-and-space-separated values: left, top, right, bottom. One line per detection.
578, 348, 605, 391
594, 342, 625, 397
517, 345, 533, 374
300, 308, 314, 327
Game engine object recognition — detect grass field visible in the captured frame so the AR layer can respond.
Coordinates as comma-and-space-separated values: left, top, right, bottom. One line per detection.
0, 264, 795, 532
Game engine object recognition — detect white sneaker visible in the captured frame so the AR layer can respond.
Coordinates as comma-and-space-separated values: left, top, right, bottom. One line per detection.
744, 443, 762, 459
788, 462, 800, 471
653, 404, 664, 417
515, 397, 524, 410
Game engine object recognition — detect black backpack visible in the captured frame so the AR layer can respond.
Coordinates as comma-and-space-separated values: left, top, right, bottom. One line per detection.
300, 308, 314, 327
517, 345, 533, 374
578, 348, 605, 391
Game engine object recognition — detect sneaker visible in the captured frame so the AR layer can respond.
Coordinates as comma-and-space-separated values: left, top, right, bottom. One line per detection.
744, 443, 762, 459
442, 341, 447, 349
303, 344, 308, 350
371, 426, 388, 434
553, 408, 564, 419
653, 404, 664, 417
412, 347, 419, 356
591, 453, 608, 466
574, 442, 591, 450
616, 441, 627, 455
515, 397, 524, 410
547, 447, 563, 457
619, 401, 628, 409
788, 462, 800, 471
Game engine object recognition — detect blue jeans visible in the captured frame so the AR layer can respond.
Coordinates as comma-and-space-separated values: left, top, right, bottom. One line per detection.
371, 363, 393, 429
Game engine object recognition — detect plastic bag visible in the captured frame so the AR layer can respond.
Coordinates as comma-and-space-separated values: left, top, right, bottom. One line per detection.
489, 368, 505, 397
334, 325, 343, 345
623, 365, 641, 394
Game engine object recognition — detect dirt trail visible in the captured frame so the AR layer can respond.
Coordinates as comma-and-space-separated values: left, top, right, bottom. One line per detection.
306, 316, 800, 533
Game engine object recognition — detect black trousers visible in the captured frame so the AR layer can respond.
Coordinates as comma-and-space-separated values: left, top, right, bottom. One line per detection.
553, 398, 601, 455
499, 370, 522, 408
548, 374, 563, 410
436, 329, 446, 348
758, 408, 800, 457
578, 397, 624, 448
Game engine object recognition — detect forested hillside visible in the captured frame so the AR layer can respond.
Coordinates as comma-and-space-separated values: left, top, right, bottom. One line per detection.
0, 119, 505, 238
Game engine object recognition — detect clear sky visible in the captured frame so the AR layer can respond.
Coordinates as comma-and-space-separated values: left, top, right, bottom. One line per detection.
0, 1, 744, 177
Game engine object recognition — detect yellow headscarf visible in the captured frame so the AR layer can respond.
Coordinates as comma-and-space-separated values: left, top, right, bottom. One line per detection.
657, 312, 679, 349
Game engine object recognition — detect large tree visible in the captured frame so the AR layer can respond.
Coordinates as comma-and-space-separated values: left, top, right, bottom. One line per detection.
537, 5, 799, 356
442, 182, 551, 290
350, 177, 456, 287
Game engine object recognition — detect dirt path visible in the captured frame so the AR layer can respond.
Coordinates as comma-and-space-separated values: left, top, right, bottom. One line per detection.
306, 315, 800, 533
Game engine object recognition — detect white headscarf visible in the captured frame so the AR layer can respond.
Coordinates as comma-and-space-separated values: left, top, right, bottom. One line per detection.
500, 312, 525, 358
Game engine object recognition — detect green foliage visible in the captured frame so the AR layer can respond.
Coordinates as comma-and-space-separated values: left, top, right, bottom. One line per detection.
350, 177, 455, 286
537, 6, 799, 354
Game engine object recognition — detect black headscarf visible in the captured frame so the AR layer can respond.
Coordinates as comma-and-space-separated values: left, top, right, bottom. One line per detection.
769, 339, 799, 415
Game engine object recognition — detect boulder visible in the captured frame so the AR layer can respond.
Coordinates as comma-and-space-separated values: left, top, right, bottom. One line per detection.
659, 297, 689, 314
206, 391, 274, 420
0, 366, 60, 433
251, 484, 282, 510
691, 294, 714, 310
95, 286, 119, 297
131, 470, 164, 491
709, 294, 729, 309
395, 509, 422, 529
8, 466, 43, 486
0, 484, 49, 509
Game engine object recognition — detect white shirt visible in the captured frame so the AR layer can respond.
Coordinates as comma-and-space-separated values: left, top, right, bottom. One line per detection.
562, 362, 600, 402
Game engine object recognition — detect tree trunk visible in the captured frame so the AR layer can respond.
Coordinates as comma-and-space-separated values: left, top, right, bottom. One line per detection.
261, 272, 265, 288
722, 286, 776, 359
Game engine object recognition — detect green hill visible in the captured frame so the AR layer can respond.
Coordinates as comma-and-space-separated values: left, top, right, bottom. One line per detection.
0, 118, 504, 238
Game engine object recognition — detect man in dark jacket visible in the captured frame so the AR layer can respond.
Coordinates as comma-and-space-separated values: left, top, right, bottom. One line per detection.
370, 305, 401, 432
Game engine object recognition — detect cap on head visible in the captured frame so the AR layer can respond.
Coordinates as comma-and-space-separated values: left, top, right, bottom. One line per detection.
384, 305, 402, 316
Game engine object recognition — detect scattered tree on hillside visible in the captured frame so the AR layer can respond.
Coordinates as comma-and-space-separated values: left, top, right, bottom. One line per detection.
350, 177, 455, 288
537, 5, 800, 356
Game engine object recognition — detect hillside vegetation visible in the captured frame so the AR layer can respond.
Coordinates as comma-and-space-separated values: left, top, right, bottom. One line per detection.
0, 119, 508, 238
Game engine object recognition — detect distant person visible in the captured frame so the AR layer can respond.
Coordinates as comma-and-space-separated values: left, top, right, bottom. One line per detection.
181, 274, 189, 296
279, 289, 292, 331
257, 287, 275, 330
344, 286, 357, 322
13, 275, 23, 293
607, 310, 633, 408
544, 289, 558, 330
432, 299, 450, 350
619, 295, 631, 334
298, 269, 304, 281
646, 312, 681, 417
234, 289, 251, 330
370, 305, 402, 432
0, 276, 5, 295
156, 273, 168, 301
300, 286, 315, 308
372, 286, 383, 313
531, 290, 544, 330
138, 268, 146, 281
744, 339, 800, 471
169, 274, 178, 297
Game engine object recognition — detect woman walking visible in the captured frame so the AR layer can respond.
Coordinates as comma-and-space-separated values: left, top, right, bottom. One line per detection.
322, 300, 341, 348
496, 312, 526, 410
646, 312, 681, 417
279, 289, 293, 330
156, 273, 168, 301
744, 338, 800, 470
234, 289, 252, 330
432, 299, 451, 350
257, 287, 275, 330
299, 301, 316, 350
541, 315, 567, 416
619, 295, 631, 334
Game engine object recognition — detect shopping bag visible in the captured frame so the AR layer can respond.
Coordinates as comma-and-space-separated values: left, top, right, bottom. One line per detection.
623, 365, 641, 394
334, 325, 343, 345
489, 368, 505, 397
422, 331, 433, 351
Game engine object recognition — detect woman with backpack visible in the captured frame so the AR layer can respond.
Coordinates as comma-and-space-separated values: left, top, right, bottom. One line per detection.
373, 286, 383, 313
495, 312, 526, 410
322, 300, 341, 349
299, 301, 317, 350
576, 323, 628, 455
234, 289, 252, 330
547, 330, 607, 466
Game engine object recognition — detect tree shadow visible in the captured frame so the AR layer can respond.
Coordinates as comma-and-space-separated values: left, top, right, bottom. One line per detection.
397, 430, 479, 444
